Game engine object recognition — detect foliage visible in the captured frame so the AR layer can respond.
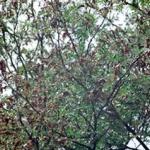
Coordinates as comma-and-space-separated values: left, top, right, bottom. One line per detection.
0, 0, 150, 150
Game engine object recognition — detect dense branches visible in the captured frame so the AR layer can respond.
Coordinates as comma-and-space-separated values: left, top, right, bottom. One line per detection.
0, 0, 150, 149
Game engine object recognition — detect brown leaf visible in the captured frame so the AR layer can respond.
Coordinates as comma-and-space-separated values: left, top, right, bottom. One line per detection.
0, 60, 6, 74
114, 64, 121, 80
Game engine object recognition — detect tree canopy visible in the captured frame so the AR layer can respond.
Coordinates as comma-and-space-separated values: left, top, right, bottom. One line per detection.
0, 0, 150, 150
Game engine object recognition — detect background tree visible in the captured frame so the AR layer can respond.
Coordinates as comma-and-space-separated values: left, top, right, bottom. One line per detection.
0, 0, 150, 149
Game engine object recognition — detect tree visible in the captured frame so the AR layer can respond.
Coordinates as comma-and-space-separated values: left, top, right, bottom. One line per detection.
0, 0, 150, 149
